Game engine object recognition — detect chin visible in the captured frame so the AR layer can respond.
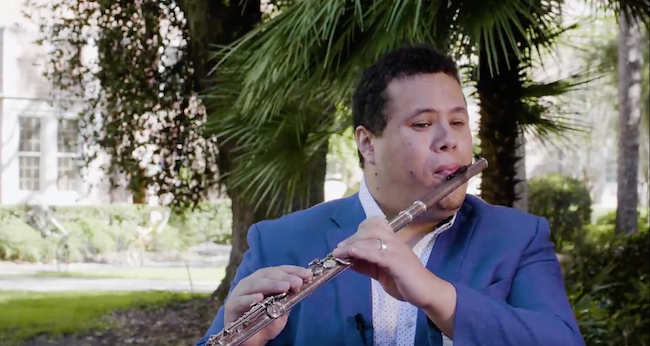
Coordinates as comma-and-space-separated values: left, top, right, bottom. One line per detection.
437, 186, 468, 212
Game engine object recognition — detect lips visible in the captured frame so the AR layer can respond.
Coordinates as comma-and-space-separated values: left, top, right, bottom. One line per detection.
433, 163, 461, 179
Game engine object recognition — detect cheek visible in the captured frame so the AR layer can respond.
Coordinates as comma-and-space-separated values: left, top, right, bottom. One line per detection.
459, 132, 475, 161
395, 138, 431, 175
376, 138, 417, 173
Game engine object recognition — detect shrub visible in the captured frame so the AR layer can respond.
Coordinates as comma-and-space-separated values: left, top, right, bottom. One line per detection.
0, 208, 57, 262
528, 173, 592, 251
0, 201, 233, 263
167, 201, 233, 245
565, 216, 649, 345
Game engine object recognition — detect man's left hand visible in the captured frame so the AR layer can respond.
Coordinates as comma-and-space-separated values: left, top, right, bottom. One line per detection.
332, 216, 432, 308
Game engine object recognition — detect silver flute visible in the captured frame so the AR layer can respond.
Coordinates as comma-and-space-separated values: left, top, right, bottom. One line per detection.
206, 158, 488, 346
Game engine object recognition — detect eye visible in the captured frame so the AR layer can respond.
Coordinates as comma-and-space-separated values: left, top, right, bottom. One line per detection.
451, 120, 465, 127
412, 122, 431, 129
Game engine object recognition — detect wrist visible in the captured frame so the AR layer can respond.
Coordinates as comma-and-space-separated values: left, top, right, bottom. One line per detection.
419, 271, 456, 320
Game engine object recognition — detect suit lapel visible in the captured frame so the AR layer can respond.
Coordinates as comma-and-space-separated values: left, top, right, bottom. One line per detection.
427, 198, 477, 282
327, 194, 373, 346
414, 197, 479, 346
324, 195, 482, 346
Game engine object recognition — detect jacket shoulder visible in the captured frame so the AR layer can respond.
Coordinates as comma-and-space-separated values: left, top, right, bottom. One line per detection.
465, 195, 547, 239
254, 195, 355, 236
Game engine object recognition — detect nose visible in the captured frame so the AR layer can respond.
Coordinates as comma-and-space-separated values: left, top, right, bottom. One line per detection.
431, 123, 458, 152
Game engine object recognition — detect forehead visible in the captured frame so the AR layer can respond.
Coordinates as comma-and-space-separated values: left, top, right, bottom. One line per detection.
384, 73, 465, 119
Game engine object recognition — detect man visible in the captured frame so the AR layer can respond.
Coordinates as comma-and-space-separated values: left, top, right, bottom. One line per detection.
196, 44, 584, 346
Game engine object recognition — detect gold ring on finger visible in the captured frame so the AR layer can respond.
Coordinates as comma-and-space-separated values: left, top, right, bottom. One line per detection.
379, 239, 387, 251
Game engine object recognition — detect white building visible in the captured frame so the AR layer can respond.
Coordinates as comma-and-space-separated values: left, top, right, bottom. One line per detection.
0, 24, 120, 205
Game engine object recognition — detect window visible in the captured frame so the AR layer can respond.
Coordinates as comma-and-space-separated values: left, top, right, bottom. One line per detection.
57, 119, 79, 191
18, 117, 41, 191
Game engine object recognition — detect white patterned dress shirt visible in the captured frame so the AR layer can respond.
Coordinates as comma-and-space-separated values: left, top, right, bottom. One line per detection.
358, 176, 456, 346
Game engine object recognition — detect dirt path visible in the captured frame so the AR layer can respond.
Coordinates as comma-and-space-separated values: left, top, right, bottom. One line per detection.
19, 298, 218, 346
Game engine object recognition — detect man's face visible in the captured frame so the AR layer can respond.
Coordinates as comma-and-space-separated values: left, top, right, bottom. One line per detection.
357, 72, 474, 214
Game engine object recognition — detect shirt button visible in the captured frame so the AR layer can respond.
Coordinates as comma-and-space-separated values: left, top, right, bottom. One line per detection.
405, 319, 416, 328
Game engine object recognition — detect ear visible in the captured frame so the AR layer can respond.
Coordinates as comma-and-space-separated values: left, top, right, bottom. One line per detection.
355, 125, 376, 165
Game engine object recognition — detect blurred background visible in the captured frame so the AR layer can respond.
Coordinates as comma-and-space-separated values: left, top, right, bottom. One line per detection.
0, 0, 648, 345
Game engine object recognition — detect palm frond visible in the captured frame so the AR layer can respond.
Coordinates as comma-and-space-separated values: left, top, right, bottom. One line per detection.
201, 52, 347, 214
584, 0, 650, 28
519, 68, 597, 144
454, 0, 566, 77
200, 0, 616, 214
208, 0, 570, 124
522, 69, 602, 99
208, 107, 345, 215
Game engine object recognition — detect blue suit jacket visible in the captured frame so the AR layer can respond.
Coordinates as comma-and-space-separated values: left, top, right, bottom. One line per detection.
197, 194, 585, 346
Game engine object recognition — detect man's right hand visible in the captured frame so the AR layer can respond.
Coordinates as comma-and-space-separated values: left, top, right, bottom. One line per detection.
223, 265, 313, 346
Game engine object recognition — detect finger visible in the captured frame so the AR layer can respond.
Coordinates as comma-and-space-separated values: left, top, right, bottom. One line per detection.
333, 239, 389, 267
261, 267, 312, 291
227, 293, 264, 315
364, 216, 393, 233
238, 277, 292, 296
271, 265, 314, 280
338, 219, 393, 247
338, 227, 389, 248
277, 274, 307, 291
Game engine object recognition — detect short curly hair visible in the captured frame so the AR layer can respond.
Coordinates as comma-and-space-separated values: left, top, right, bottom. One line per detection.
352, 44, 461, 167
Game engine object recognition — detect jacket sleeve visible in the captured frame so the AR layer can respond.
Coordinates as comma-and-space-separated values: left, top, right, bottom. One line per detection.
449, 217, 585, 345
195, 224, 264, 346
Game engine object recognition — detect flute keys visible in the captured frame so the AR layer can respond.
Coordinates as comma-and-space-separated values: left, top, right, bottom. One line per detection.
312, 265, 324, 276
266, 303, 285, 318
334, 257, 352, 266
308, 258, 320, 268
323, 259, 336, 269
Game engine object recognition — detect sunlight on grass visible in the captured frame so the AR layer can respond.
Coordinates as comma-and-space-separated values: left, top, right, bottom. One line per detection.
0, 290, 208, 346
33, 266, 226, 282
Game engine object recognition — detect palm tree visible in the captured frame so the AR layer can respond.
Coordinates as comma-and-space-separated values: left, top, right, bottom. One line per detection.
472, 1, 590, 209
616, 12, 646, 234
207, 0, 621, 211
212, 0, 646, 207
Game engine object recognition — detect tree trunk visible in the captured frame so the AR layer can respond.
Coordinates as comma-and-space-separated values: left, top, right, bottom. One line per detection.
132, 187, 148, 204
175, 0, 262, 301
615, 12, 642, 234
212, 139, 328, 304
211, 192, 260, 303
130, 166, 149, 204
512, 131, 528, 212
477, 40, 526, 208
178, 0, 330, 304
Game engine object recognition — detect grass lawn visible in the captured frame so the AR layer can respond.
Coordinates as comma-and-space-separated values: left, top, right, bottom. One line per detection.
32, 266, 226, 282
0, 290, 208, 345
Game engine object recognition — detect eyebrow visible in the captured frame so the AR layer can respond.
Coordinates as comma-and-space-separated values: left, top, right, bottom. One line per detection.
409, 106, 468, 118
